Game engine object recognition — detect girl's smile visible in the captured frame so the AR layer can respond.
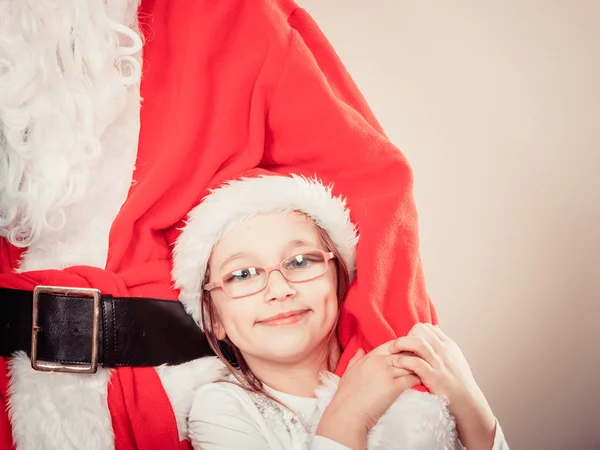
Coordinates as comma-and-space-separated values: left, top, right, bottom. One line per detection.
256, 308, 312, 326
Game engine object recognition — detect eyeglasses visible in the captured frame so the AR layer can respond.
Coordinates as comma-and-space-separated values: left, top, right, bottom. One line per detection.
204, 249, 336, 299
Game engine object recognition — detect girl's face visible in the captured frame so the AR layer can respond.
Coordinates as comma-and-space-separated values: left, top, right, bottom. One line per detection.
207, 212, 339, 366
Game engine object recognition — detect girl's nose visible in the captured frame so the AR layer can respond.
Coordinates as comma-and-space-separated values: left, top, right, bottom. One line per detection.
263, 270, 296, 302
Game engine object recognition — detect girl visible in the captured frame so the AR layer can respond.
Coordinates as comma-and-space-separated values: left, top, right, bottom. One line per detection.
172, 171, 509, 450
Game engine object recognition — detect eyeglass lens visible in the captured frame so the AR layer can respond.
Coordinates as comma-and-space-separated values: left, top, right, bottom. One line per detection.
221, 250, 330, 298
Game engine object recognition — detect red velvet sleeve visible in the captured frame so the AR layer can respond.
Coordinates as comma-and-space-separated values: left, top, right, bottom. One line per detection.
263, 6, 439, 374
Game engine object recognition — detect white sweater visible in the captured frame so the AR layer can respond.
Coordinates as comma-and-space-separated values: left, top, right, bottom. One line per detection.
188, 374, 509, 450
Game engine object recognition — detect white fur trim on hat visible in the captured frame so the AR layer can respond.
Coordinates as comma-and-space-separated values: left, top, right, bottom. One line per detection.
172, 174, 359, 327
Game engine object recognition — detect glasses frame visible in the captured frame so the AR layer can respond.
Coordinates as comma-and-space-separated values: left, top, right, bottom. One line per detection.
204, 249, 336, 299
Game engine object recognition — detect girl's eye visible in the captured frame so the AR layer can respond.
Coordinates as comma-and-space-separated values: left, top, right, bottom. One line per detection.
226, 267, 259, 282
285, 254, 318, 270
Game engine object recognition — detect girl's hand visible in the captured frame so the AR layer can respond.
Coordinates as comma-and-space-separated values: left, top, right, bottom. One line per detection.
338, 343, 419, 430
389, 323, 498, 450
316, 342, 420, 448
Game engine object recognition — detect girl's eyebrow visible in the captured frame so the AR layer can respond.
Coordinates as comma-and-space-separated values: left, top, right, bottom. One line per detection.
220, 252, 249, 272
287, 239, 316, 249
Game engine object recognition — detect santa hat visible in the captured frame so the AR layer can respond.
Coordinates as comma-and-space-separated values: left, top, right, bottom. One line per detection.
172, 169, 359, 328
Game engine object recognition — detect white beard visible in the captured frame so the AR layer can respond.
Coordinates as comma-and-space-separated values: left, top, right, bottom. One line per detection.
0, 0, 142, 271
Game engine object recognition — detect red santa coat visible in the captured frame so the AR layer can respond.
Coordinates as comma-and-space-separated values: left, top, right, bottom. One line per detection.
0, 0, 437, 448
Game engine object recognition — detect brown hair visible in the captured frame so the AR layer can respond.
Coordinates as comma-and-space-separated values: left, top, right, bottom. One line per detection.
201, 221, 352, 401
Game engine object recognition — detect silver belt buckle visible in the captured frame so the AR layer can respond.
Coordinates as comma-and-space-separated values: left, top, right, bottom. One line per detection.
31, 285, 101, 374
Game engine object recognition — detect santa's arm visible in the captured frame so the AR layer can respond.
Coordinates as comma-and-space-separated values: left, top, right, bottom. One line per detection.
262, 5, 438, 374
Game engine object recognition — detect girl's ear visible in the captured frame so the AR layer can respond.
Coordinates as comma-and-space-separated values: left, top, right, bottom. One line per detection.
213, 313, 227, 340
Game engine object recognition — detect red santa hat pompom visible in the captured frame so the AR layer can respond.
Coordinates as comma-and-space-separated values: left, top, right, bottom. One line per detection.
172, 169, 359, 328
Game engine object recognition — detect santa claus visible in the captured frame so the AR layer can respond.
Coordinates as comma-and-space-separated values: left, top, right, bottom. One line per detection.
0, 1, 439, 448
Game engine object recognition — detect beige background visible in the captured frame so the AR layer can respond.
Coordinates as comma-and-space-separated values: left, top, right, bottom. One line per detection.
298, 1, 600, 449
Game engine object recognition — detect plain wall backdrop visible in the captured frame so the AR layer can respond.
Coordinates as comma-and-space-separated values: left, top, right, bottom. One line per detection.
297, 1, 600, 449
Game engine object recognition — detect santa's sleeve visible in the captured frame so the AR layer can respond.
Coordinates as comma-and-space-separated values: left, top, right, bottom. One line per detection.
263, 4, 438, 373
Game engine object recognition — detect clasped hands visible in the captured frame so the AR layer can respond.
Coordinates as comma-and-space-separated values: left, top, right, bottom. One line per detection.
331, 323, 497, 449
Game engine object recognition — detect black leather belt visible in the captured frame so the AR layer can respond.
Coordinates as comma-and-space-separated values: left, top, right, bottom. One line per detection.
0, 286, 214, 373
